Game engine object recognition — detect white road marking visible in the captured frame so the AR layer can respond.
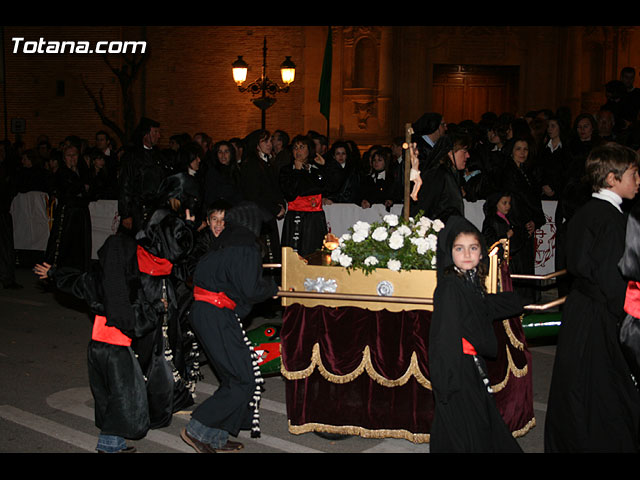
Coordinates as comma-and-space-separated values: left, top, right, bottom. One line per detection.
0, 404, 96, 452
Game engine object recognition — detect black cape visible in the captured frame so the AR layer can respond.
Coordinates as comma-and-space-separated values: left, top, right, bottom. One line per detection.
189, 222, 278, 436
48, 233, 161, 439
429, 216, 524, 453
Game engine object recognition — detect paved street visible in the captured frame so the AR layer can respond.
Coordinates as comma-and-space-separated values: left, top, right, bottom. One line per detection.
0, 265, 554, 454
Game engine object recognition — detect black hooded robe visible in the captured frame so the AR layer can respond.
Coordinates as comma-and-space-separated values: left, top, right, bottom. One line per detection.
544, 198, 640, 452
134, 206, 196, 428
188, 221, 278, 438
46, 233, 161, 440
429, 216, 524, 453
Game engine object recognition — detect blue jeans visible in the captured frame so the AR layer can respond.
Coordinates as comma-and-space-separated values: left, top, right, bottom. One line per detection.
96, 434, 127, 453
186, 418, 229, 448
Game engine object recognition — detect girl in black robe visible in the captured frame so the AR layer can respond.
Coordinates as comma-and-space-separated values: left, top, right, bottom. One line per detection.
429, 216, 525, 453
181, 203, 278, 453
34, 233, 162, 453
544, 143, 640, 452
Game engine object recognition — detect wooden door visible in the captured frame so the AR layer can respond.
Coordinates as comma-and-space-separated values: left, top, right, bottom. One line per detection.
432, 65, 519, 124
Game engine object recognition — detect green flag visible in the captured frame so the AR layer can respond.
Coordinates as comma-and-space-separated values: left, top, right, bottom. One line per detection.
318, 26, 332, 121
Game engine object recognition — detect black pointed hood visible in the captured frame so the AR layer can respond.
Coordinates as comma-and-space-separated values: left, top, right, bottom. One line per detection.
435, 216, 488, 281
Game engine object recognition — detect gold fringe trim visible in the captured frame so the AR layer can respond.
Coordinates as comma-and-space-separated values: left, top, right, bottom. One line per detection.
511, 416, 537, 438
288, 417, 536, 443
502, 316, 526, 351
281, 340, 529, 393
490, 345, 529, 393
288, 420, 430, 444
281, 343, 432, 389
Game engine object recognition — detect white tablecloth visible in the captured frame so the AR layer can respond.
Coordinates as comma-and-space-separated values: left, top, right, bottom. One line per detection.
11, 194, 557, 273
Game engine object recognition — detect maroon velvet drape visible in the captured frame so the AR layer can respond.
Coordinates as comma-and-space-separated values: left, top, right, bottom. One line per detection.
280, 263, 535, 441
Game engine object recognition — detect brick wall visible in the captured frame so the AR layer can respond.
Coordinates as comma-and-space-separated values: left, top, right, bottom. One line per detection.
1, 25, 308, 150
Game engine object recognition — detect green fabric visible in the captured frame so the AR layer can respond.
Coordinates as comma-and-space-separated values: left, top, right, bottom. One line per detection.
318, 26, 332, 120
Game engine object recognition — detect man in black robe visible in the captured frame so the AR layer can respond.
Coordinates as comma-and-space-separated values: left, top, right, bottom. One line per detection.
118, 117, 172, 235
180, 202, 278, 453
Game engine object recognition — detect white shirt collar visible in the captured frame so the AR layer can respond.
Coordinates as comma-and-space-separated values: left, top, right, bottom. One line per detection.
592, 188, 623, 213
422, 134, 435, 147
546, 138, 562, 152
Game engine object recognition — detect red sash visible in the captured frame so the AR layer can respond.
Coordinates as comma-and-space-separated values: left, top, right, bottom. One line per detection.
287, 194, 323, 212
624, 281, 640, 318
462, 337, 477, 355
193, 286, 237, 310
91, 315, 132, 347
137, 245, 173, 276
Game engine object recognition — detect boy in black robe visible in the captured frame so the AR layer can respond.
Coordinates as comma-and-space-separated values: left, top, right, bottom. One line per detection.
544, 143, 640, 452
180, 202, 278, 453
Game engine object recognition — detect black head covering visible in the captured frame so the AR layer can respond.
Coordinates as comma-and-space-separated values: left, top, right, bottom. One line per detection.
98, 233, 139, 331
157, 172, 202, 217
225, 201, 272, 238
435, 216, 488, 282
136, 208, 194, 264
412, 112, 443, 136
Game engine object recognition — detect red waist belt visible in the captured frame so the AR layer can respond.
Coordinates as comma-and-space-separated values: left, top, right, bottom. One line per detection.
91, 315, 132, 347
193, 286, 236, 310
288, 194, 323, 212
625, 281, 640, 318
137, 245, 173, 276
462, 337, 477, 355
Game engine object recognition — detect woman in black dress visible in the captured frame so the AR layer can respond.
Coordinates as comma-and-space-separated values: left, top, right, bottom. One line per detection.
501, 136, 546, 302
44, 143, 92, 271
279, 134, 328, 258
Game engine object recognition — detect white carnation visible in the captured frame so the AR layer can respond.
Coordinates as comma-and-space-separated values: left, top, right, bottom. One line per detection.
371, 226, 388, 241
352, 230, 367, 243
339, 233, 351, 246
396, 225, 412, 236
353, 221, 371, 234
383, 214, 399, 226
432, 219, 445, 232
339, 253, 353, 268
426, 234, 437, 251
412, 237, 429, 255
419, 217, 433, 229
387, 259, 401, 271
364, 256, 379, 266
388, 232, 404, 250
331, 247, 342, 263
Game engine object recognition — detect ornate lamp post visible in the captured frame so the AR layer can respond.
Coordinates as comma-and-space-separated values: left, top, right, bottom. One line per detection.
232, 36, 296, 130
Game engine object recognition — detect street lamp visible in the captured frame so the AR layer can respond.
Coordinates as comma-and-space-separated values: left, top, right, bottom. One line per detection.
232, 36, 296, 129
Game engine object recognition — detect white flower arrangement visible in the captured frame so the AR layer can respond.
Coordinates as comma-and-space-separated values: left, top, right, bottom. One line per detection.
329, 212, 441, 274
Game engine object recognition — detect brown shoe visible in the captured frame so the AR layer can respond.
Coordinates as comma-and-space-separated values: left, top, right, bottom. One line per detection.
180, 428, 217, 453
214, 439, 244, 452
